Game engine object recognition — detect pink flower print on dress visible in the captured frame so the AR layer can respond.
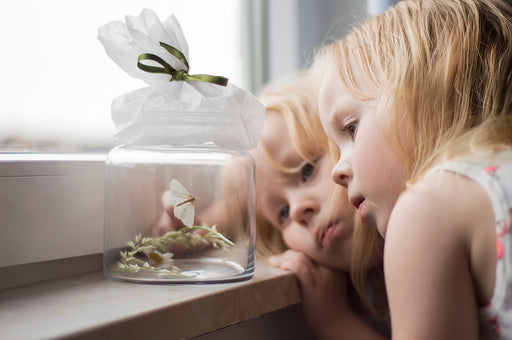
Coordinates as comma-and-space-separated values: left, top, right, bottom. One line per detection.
501, 209, 512, 237
490, 315, 501, 335
497, 239, 504, 260
484, 165, 498, 174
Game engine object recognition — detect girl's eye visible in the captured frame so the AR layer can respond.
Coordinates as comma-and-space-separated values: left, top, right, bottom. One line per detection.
346, 121, 358, 140
278, 205, 290, 224
301, 163, 315, 182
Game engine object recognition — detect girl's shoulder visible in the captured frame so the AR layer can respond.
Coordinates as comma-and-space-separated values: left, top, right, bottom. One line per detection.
420, 151, 512, 236
395, 150, 512, 237
384, 166, 497, 337
388, 161, 498, 302
388, 168, 492, 245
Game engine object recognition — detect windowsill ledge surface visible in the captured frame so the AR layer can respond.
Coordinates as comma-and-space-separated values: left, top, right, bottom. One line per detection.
0, 259, 301, 340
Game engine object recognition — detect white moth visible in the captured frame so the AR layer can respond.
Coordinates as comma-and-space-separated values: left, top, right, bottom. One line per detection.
169, 179, 195, 227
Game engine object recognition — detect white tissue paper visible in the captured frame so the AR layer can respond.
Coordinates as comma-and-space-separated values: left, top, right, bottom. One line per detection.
98, 8, 265, 150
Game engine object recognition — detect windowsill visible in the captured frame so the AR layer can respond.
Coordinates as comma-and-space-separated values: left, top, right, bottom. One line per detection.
0, 258, 303, 339
0, 155, 313, 338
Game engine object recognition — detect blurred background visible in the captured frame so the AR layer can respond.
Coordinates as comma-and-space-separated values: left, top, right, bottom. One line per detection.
0, 0, 396, 152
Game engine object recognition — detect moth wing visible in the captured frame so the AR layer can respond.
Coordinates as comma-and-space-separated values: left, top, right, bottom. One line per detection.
174, 201, 195, 227
169, 179, 192, 206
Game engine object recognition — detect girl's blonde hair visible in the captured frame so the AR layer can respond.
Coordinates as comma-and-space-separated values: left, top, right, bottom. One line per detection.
254, 74, 328, 256
320, 0, 512, 183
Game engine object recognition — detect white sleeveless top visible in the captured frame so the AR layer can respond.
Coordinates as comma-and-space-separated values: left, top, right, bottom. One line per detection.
429, 151, 512, 339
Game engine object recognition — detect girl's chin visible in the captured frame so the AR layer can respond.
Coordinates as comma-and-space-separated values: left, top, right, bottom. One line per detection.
373, 214, 389, 238
360, 207, 381, 234
322, 241, 352, 270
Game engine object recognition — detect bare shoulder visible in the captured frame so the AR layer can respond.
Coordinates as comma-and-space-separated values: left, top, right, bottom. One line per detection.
385, 169, 496, 278
384, 169, 496, 339
384, 170, 477, 285
388, 169, 493, 241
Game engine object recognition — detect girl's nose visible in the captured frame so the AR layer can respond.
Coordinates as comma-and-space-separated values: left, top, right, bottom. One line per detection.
289, 198, 319, 226
332, 159, 352, 188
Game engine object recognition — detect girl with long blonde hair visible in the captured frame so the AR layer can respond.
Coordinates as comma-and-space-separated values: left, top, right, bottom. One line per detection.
317, 0, 512, 338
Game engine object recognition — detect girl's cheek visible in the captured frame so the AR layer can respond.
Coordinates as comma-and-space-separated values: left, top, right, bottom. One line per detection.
282, 227, 303, 251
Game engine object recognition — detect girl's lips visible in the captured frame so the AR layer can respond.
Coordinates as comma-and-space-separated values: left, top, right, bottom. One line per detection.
357, 200, 365, 221
321, 223, 336, 248
350, 196, 364, 209
350, 196, 367, 223
318, 220, 338, 248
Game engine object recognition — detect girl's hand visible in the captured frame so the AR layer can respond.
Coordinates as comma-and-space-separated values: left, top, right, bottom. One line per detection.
269, 250, 351, 336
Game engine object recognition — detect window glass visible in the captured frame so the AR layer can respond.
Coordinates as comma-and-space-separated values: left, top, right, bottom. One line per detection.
0, 0, 243, 152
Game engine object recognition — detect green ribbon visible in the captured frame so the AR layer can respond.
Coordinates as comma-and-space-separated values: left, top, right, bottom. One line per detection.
137, 42, 228, 86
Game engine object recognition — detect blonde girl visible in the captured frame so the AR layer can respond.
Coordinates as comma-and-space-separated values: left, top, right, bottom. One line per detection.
254, 74, 388, 339
316, 0, 512, 338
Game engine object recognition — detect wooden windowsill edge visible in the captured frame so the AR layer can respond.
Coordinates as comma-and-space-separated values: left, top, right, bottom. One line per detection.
0, 258, 301, 340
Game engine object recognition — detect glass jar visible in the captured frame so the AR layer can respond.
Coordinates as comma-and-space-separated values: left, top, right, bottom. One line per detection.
103, 144, 255, 283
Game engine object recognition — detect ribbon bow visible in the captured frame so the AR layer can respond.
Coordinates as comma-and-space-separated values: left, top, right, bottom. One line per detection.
137, 42, 228, 86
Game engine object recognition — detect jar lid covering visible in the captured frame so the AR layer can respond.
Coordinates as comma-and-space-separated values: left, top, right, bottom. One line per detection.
98, 9, 265, 150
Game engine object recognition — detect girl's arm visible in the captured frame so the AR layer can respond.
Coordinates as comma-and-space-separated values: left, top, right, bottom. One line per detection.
384, 171, 495, 340
270, 250, 386, 340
